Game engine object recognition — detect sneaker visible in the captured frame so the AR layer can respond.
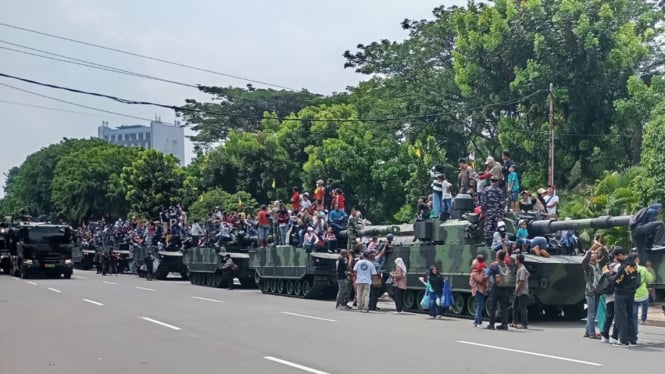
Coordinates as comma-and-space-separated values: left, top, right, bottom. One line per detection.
583, 332, 590, 338
472, 323, 478, 327
394, 311, 402, 315
612, 342, 629, 347
600, 337, 609, 343
639, 320, 646, 325
609, 338, 620, 344
486, 325, 495, 330
496, 325, 509, 330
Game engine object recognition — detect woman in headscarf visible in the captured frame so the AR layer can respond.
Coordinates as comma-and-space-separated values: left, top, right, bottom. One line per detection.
390, 257, 408, 314
420, 265, 444, 319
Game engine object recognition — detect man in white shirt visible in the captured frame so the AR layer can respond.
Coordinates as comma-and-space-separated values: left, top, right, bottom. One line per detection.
353, 252, 377, 312
189, 219, 204, 246
543, 185, 559, 218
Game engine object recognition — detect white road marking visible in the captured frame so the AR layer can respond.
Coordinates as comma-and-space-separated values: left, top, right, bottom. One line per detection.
140, 317, 181, 331
281, 312, 336, 322
48, 288, 62, 293
12, 277, 19, 280
638, 338, 662, 343
192, 296, 224, 303
82, 298, 104, 306
264, 356, 329, 374
101, 281, 116, 285
456, 341, 602, 367
75, 275, 87, 279
136, 286, 156, 292
27, 281, 37, 286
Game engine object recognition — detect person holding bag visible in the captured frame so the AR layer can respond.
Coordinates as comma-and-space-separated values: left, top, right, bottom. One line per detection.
469, 255, 488, 327
419, 266, 444, 319
391, 258, 408, 314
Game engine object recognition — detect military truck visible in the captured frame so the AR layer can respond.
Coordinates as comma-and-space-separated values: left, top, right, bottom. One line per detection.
8, 222, 75, 279
249, 225, 400, 298
383, 194, 632, 319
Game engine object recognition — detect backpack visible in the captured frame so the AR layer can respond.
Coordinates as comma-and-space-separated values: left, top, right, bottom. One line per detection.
594, 272, 617, 295
629, 208, 647, 231
495, 262, 513, 288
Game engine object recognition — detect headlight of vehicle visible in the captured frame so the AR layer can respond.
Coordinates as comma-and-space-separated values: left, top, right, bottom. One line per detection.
65, 259, 73, 265
23, 259, 33, 265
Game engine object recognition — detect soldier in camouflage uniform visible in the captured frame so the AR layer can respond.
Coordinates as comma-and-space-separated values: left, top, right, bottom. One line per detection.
482, 177, 503, 245
347, 208, 360, 251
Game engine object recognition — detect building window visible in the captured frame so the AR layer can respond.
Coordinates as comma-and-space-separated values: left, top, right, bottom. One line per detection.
111, 135, 115, 141
145, 132, 151, 140
138, 133, 143, 140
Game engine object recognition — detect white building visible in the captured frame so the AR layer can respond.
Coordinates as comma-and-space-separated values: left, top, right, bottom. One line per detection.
97, 120, 185, 166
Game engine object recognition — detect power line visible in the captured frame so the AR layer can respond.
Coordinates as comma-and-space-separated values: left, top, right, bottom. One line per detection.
0, 98, 106, 117
0, 21, 298, 91
0, 81, 175, 124
0, 41, 198, 88
0, 71, 550, 125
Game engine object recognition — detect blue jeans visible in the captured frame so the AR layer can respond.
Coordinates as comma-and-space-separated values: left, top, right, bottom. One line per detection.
278, 224, 288, 245
586, 294, 598, 335
442, 198, 452, 215
474, 292, 485, 325
428, 293, 440, 317
432, 191, 442, 217
633, 299, 649, 332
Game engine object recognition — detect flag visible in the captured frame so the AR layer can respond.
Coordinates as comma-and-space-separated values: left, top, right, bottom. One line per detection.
415, 147, 422, 159
238, 196, 243, 207
199, 194, 204, 202
272, 179, 276, 189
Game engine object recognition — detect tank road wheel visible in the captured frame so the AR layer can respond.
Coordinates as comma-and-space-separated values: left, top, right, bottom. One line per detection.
416, 290, 427, 310
180, 271, 189, 281
302, 279, 312, 297
294, 280, 303, 296
466, 294, 477, 316
449, 293, 466, 315
216, 273, 224, 288
262, 279, 271, 293
403, 290, 417, 310
269, 279, 277, 293
276, 279, 285, 294
189, 272, 196, 284
254, 271, 261, 286
286, 280, 295, 295
208, 274, 215, 287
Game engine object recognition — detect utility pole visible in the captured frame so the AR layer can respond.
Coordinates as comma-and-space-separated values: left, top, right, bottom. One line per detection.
548, 83, 554, 186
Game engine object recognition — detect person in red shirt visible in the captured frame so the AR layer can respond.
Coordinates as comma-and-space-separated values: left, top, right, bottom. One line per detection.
257, 205, 271, 247
314, 179, 325, 205
333, 188, 345, 211
291, 187, 301, 213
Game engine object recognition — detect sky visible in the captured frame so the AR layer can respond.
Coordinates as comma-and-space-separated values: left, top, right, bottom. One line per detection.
0, 0, 468, 197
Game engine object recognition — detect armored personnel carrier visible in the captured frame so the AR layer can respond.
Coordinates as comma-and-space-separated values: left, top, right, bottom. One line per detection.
71, 242, 97, 270
249, 225, 399, 298
383, 194, 631, 319
134, 244, 188, 280
183, 231, 257, 288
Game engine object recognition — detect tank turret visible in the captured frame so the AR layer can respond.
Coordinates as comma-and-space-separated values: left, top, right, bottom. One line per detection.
525, 215, 631, 237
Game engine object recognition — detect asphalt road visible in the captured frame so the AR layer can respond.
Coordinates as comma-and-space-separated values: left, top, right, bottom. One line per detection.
1, 271, 664, 374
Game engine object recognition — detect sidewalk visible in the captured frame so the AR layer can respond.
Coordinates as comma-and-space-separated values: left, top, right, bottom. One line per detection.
645, 304, 665, 327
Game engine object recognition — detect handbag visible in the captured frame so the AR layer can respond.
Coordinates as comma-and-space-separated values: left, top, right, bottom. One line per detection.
372, 273, 382, 288
420, 291, 431, 309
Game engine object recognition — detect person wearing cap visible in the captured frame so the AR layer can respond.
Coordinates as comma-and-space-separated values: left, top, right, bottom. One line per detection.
302, 226, 319, 253
630, 203, 665, 262
314, 179, 325, 205
478, 156, 504, 186
482, 176, 504, 245
534, 188, 548, 213
220, 254, 236, 290
353, 251, 377, 312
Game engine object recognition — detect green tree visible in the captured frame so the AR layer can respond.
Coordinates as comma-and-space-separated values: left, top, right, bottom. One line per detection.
178, 86, 319, 151
119, 149, 186, 217
51, 143, 140, 223
187, 189, 258, 221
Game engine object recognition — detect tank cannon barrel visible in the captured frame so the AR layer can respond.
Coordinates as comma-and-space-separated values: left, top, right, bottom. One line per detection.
528, 215, 631, 237
336, 225, 401, 241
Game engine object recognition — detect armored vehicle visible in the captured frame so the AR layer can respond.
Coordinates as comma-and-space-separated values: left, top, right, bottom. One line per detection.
8, 222, 75, 279
249, 225, 399, 298
71, 242, 97, 270
1, 219, 13, 274
383, 194, 631, 319
133, 245, 188, 280
183, 230, 257, 288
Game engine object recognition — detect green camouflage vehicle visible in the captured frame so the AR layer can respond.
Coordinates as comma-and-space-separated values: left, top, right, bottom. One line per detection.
384, 195, 632, 319
71, 243, 97, 270
134, 245, 188, 280
249, 225, 400, 298
183, 247, 254, 288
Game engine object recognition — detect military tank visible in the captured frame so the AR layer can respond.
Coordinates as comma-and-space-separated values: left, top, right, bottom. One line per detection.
249, 225, 400, 298
71, 242, 97, 270
383, 194, 632, 320
134, 244, 188, 280
183, 231, 257, 288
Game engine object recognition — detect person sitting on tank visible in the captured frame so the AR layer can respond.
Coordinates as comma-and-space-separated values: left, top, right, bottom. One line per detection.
214, 221, 233, 247
303, 227, 320, 253
415, 196, 430, 222
313, 211, 327, 236
514, 219, 529, 250
630, 203, 665, 255
491, 222, 514, 251
328, 206, 348, 233
322, 227, 337, 253
528, 236, 551, 257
